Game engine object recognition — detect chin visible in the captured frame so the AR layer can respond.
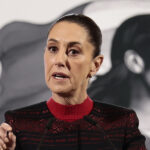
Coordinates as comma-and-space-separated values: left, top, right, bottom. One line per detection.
51, 86, 73, 95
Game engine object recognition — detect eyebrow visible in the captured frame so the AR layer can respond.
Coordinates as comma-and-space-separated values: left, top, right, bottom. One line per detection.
48, 38, 58, 43
68, 42, 81, 47
47, 38, 81, 47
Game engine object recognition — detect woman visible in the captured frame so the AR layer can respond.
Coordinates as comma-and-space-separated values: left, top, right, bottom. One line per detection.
0, 14, 146, 150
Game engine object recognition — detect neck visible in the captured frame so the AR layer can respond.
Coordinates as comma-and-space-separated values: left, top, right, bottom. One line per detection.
52, 91, 88, 105
47, 96, 93, 122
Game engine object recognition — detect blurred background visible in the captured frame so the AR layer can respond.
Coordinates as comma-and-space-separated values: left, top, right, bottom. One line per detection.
0, 0, 150, 148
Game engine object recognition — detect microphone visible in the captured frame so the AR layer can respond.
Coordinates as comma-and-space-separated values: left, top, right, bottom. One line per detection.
37, 117, 55, 150
83, 115, 117, 150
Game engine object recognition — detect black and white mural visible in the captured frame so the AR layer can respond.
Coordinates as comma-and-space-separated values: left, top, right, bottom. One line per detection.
0, 0, 150, 148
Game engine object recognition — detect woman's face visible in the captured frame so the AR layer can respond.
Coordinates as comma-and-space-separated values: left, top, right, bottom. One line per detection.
44, 21, 102, 95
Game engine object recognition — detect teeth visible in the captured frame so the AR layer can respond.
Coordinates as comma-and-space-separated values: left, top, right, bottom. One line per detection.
53, 73, 68, 79
54, 74, 66, 78
55, 75, 64, 77
55, 76, 64, 79
54, 74, 65, 79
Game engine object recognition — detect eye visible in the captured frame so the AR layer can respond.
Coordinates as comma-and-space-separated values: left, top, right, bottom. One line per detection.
48, 46, 58, 53
68, 49, 80, 56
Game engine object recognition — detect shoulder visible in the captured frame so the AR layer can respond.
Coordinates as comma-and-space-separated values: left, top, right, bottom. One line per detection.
93, 100, 138, 122
4, 101, 53, 134
5, 101, 51, 122
93, 100, 134, 113
92, 101, 146, 148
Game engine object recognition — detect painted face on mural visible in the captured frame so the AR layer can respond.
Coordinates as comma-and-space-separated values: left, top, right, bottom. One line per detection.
44, 21, 102, 96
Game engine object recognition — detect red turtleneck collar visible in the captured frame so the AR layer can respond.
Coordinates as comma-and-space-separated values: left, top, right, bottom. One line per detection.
46, 96, 93, 122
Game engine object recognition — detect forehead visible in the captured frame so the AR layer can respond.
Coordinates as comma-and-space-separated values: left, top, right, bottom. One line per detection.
48, 21, 89, 43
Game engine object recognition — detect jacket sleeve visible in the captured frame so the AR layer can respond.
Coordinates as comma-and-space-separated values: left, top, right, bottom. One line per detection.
124, 110, 147, 150
5, 111, 22, 150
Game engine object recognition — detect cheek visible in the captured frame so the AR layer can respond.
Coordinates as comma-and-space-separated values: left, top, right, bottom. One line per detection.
44, 52, 53, 76
71, 60, 91, 78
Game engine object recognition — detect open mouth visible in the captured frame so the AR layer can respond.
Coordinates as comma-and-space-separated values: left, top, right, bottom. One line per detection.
52, 72, 69, 79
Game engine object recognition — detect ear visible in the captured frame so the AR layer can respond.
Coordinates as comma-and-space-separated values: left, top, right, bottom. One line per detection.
89, 55, 103, 78
124, 49, 145, 74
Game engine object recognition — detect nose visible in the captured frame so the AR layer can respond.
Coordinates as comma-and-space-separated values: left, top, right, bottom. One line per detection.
55, 48, 68, 68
